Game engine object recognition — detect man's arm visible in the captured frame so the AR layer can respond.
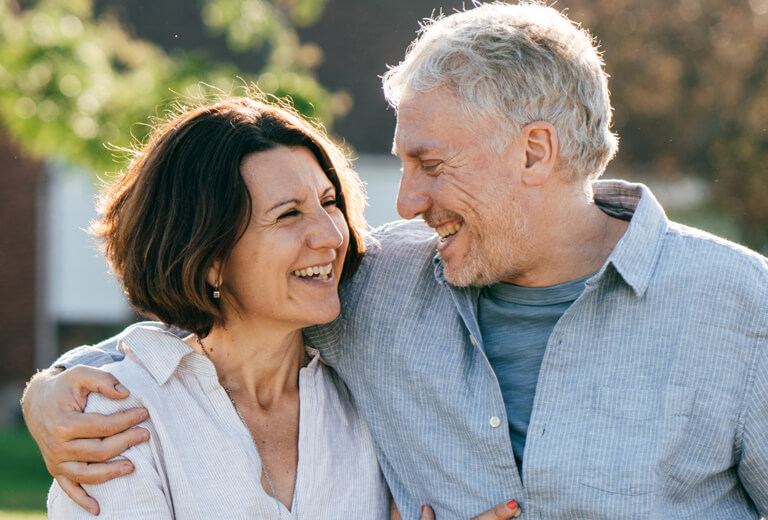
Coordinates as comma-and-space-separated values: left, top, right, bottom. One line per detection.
737, 335, 768, 517
20, 325, 164, 515
392, 501, 521, 520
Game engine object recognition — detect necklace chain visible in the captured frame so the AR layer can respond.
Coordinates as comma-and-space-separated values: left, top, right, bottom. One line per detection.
195, 335, 283, 518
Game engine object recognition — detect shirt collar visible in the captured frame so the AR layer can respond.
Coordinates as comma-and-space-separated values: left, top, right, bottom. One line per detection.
432, 179, 668, 298
592, 180, 668, 297
116, 323, 207, 386
117, 324, 328, 386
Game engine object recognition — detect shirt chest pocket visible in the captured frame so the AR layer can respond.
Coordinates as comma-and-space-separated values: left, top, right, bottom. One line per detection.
580, 385, 695, 497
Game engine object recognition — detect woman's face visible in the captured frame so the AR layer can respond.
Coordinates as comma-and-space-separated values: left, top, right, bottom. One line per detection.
215, 145, 350, 331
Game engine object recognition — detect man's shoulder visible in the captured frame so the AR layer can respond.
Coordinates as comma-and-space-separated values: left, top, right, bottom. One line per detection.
358, 219, 439, 277
665, 221, 768, 275
337, 219, 443, 312
367, 219, 438, 253
662, 221, 768, 300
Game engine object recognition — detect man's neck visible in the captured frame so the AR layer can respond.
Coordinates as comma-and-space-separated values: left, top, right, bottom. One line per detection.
504, 183, 629, 288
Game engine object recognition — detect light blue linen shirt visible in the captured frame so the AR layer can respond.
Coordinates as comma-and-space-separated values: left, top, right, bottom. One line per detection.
58, 181, 768, 520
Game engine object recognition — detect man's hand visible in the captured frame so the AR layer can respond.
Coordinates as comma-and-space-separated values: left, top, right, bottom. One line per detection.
391, 500, 522, 520
21, 365, 150, 515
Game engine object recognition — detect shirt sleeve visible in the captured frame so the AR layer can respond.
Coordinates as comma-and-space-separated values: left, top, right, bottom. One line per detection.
47, 388, 173, 519
47, 441, 172, 519
737, 333, 768, 516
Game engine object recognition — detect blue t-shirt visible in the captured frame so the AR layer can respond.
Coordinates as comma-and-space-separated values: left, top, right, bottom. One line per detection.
478, 274, 591, 476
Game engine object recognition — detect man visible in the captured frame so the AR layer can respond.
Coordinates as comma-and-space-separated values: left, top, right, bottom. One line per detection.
22, 2, 768, 518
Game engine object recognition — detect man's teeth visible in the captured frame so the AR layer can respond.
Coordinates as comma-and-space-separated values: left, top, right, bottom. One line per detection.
436, 222, 462, 239
292, 263, 333, 280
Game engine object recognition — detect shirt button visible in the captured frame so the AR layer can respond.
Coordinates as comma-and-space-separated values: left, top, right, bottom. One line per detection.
489, 416, 502, 428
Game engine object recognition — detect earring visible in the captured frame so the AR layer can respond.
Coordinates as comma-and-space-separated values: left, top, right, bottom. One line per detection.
212, 282, 220, 299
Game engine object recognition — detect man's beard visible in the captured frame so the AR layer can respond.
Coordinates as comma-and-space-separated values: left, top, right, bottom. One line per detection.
439, 198, 530, 287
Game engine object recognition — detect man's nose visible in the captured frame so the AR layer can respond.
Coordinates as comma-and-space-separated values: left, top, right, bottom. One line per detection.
396, 167, 431, 220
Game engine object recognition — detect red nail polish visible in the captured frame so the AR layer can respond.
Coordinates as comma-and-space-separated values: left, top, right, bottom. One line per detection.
507, 500, 518, 510
421, 505, 426, 513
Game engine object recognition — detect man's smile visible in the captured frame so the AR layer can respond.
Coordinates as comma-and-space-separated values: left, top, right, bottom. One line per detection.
435, 220, 463, 241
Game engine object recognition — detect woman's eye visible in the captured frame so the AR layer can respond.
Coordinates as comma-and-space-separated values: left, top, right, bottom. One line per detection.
322, 198, 338, 208
278, 209, 300, 220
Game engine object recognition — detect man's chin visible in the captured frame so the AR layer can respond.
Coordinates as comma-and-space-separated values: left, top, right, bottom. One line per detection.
443, 262, 482, 288
444, 258, 512, 288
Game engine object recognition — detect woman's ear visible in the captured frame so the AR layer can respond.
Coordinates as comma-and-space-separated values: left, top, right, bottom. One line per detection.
207, 260, 221, 289
521, 121, 558, 186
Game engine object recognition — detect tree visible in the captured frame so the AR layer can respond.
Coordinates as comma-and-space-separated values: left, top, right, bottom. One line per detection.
0, 0, 343, 174
562, 0, 768, 248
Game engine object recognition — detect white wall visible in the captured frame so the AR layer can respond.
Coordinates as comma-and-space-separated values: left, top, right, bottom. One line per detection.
45, 164, 133, 323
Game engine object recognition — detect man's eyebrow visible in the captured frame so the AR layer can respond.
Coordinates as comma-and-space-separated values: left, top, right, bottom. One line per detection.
391, 144, 441, 159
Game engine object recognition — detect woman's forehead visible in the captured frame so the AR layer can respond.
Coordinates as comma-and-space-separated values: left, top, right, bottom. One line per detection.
241, 147, 333, 205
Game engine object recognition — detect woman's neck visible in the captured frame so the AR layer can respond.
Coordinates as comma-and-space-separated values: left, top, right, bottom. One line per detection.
187, 322, 306, 410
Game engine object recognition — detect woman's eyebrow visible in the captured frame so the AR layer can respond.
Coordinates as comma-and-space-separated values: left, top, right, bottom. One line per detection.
267, 198, 301, 212
267, 186, 334, 212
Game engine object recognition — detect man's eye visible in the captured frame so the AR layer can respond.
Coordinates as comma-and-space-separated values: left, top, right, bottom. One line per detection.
422, 161, 441, 173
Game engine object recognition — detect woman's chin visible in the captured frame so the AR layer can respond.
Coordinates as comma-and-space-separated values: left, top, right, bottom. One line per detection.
294, 302, 341, 329
313, 307, 341, 325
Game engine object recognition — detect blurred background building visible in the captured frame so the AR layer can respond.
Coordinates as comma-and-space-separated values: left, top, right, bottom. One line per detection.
2, 0, 767, 426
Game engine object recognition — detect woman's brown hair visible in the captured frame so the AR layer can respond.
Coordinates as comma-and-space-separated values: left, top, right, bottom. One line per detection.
92, 94, 367, 337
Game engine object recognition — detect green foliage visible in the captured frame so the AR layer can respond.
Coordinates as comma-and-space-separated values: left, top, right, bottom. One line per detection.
0, 428, 50, 512
562, 0, 768, 247
0, 0, 339, 175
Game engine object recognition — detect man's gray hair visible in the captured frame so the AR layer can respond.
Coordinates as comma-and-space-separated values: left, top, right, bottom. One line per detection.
382, 1, 619, 183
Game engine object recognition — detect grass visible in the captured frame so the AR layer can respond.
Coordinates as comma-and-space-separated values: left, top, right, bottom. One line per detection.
0, 427, 50, 518
0, 513, 47, 520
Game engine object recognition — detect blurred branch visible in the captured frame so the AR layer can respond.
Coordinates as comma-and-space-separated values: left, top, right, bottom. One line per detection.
564, 0, 768, 247
0, 0, 339, 174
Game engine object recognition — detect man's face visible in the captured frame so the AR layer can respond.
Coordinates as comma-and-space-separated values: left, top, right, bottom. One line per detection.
393, 87, 533, 287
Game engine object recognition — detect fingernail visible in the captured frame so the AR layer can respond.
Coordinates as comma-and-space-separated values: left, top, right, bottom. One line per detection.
115, 383, 128, 393
421, 505, 425, 513
138, 409, 149, 421
139, 430, 149, 441
506, 500, 518, 510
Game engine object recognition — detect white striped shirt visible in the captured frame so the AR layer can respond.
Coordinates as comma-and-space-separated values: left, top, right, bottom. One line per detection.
47, 324, 389, 519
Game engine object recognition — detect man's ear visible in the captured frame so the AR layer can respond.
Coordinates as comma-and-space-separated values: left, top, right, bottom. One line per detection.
521, 121, 558, 186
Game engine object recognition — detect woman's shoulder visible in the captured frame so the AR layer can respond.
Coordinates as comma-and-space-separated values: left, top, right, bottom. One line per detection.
83, 358, 158, 416
84, 324, 203, 415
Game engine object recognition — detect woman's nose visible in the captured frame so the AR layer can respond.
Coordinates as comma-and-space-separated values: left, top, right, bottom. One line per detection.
307, 209, 345, 250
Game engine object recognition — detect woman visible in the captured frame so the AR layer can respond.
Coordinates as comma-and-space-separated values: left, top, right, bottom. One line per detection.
47, 94, 389, 518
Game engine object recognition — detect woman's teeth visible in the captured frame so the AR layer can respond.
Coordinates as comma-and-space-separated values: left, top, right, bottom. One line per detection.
292, 263, 333, 280
436, 222, 462, 240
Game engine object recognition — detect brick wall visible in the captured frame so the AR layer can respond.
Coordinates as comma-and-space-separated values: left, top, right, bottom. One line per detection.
0, 132, 43, 385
